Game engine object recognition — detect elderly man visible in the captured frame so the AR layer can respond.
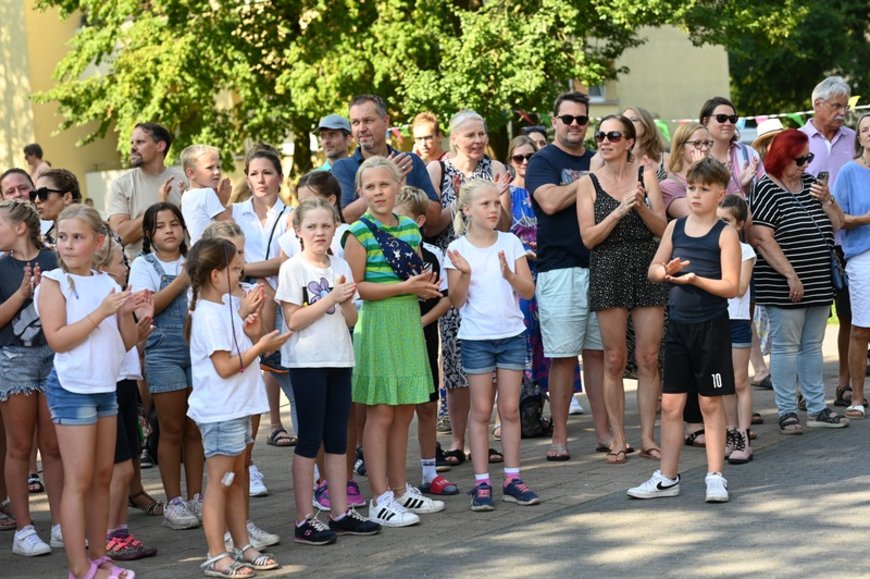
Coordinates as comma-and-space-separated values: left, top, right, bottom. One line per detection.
316, 114, 352, 171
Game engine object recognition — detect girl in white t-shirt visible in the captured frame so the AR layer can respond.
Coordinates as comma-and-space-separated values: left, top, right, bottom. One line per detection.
275, 198, 381, 543
718, 196, 756, 464
185, 237, 289, 577
444, 179, 539, 512
278, 170, 350, 259
38, 205, 146, 579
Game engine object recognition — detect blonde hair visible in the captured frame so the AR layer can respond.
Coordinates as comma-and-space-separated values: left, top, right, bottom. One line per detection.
93, 232, 123, 272
0, 199, 43, 251
668, 123, 708, 174
201, 220, 244, 241
56, 204, 106, 295
180, 144, 220, 172
395, 186, 429, 219
354, 156, 403, 193
292, 197, 340, 231
453, 178, 498, 236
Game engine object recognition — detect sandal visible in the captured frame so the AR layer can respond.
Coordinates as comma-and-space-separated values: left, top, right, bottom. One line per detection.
750, 375, 772, 389
442, 449, 466, 467
420, 474, 459, 495
128, 490, 165, 516
751, 412, 764, 425
491, 424, 501, 441
93, 554, 136, 579
846, 404, 865, 419
834, 384, 869, 408
545, 444, 570, 462
605, 450, 627, 464
777, 412, 803, 435
488, 447, 504, 464
684, 429, 706, 447
236, 544, 279, 571
201, 552, 254, 577
266, 427, 296, 447
27, 472, 44, 494
639, 447, 661, 461
0, 499, 16, 531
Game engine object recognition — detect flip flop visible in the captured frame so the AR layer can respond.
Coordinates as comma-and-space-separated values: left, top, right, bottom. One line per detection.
27, 473, 44, 494
545, 444, 570, 462
443, 449, 466, 467
420, 475, 459, 495
605, 450, 627, 465
639, 447, 661, 461
751, 375, 772, 389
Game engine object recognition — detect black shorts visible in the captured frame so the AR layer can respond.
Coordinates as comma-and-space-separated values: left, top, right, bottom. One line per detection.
834, 246, 851, 319
663, 313, 735, 397
423, 325, 439, 403
114, 379, 140, 464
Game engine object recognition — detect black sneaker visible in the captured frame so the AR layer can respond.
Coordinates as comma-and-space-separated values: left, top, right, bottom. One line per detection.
353, 447, 366, 477
293, 516, 336, 546
328, 509, 381, 536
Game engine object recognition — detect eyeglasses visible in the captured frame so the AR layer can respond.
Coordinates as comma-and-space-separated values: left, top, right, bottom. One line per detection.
594, 131, 624, 144
685, 139, 714, 150
823, 100, 850, 112
557, 115, 589, 126
29, 187, 64, 202
714, 114, 739, 124
510, 153, 534, 164
793, 153, 815, 167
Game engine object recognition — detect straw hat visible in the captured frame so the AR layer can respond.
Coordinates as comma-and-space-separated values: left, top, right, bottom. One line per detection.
752, 118, 785, 150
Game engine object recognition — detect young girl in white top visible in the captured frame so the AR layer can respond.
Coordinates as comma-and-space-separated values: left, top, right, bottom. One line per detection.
37, 204, 146, 579
275, 198, 381, 545
717, 196, 756, 464
186, 237, 289, 577
444, 179, 539, 512
278, 171, 350, 259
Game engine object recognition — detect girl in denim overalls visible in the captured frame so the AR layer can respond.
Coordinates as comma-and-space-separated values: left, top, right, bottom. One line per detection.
129, 202, 205, 531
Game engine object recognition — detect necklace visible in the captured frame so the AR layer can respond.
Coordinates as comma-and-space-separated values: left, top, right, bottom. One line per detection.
861, 155, 870, 168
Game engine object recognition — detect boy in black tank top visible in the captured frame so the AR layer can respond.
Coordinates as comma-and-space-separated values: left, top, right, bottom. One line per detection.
627, 158, 741, 504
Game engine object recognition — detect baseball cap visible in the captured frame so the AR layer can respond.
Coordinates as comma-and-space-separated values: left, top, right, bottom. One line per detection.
317, 114, 351, 134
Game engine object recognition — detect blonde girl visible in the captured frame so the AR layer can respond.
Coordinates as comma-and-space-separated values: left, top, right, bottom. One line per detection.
186, 237, 289, 577
444, 179, 538, 511
343, 156, 444, 527
0, 199, 62, 557
38, 204, 146, 579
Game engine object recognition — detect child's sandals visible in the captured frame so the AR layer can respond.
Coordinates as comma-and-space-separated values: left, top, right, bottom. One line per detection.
69, 555, 136, 579
234, 544, 280, 571
201, 552, 255, 577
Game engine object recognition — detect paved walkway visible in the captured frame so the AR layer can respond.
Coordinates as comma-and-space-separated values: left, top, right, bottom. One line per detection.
5, 326, 869, 577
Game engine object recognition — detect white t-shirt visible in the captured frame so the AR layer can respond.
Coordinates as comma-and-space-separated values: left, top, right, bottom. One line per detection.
118, 347, 143, 381
444, 232, 527, 340
728, 242, 757, 321
278, 222, 350, 261
129, 254, 186, 293
36, 269, 126, 394
274, 254, 356, 368
422, 242, 449, 294
182, 187, 226, 245
188, 296, 269, 424
232, 199, 291, 288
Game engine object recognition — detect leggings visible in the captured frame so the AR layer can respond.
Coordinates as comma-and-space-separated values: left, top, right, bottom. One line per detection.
288, 367, 352, 459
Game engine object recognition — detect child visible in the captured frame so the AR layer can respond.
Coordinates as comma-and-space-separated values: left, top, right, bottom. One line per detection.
0, 199, 62, 556
180, 145, 232, 244
186, 237, 289, 576
129, 202, 204, 531
628, 157, 740, 503
717, 195, 756, 464
343, 156, 444, 527
95, 234, 158, 560
444, 179, 538, 511
37, 204, 147, 579
394, 186, 457, 495
275, 198, 381, 545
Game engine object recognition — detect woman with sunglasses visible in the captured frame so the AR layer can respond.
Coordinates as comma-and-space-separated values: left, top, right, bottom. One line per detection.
700, 97, 764, 197
32, 169, 82, 247
577, 114, 668, 464
750, 129, 847, 433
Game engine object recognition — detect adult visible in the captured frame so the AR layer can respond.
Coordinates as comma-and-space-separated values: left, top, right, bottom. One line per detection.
425, 109, 510, 464
23, 144, 50, 183
660, 123, 711, 219
412, 112, 448, 164
749, 129, 847, 433
751, 119, 785, 161
33, 169, 82, 245
623, 107, 669, 181
577, 115, 667, 464
1, 169, 34, 201
700, 97, 763, 198
800, 76, 856, 403
316, 114, 352, 171
331, 95, 440, 227
832, 112, 870, 419
520, 126, 549, 151
525, 91, 608, 456
108, 122, 185, 259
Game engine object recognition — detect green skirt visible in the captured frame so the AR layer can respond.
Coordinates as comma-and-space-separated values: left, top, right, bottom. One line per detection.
352, 295, 433, 406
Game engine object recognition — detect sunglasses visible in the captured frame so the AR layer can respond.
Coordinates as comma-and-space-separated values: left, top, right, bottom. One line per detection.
594, 131, 624, 144
686, 139, 714, 150
29, 187, 65, 202
557, 115, 589, 126
793, 153, 815, 167
510, 153, 534, 164
714, 114, 739, 124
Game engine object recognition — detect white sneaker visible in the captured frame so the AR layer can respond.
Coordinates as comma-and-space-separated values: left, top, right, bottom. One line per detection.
163, 496, 200, 529
246, 520, 280, 548
50, 524, 63, 549
705, 472, 729, 503
627, 469, 681, 499
569, 396, 585, 415
12, 525, 51, 557
188, 493, 204, 522
249, 464, 268, 497
368, 492, 420, 528
397, 484, 445, 514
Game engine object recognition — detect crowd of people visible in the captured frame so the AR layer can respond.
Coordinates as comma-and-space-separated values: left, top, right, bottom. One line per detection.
0, 74, 867, 578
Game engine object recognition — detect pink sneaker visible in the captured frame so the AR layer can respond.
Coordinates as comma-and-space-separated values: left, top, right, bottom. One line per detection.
727, 429, 753, 464
346, 480, 366, 508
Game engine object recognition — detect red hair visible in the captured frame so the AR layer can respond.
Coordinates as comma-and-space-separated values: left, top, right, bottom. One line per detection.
763, 129, 809, 178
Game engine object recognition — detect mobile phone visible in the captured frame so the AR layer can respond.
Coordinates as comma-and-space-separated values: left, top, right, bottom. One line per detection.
817, 171, 829, 186
637, 166, 645, 188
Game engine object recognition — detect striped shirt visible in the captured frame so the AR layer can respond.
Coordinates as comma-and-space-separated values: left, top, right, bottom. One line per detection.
750, 174, 834, 308
347, 213, 422, 285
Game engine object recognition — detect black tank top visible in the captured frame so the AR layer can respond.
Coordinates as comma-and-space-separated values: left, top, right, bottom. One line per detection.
668, 217, 727, 323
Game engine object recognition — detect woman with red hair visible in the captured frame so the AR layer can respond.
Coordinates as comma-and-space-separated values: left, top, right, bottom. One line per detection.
749, 129, 847, 434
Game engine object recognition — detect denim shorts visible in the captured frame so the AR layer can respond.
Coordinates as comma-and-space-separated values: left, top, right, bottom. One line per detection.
144, 328, 192, 394
198, 416, 252, 458
45, 368, 118, 426
0, 344, 54, 402
461, 333, 526, 374
729, 319, 752, 349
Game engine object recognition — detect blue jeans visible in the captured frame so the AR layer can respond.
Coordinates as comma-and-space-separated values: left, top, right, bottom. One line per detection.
767, 305, 829, 416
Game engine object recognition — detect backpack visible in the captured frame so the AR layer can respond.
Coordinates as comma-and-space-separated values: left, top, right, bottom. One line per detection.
519, 376, 553, 438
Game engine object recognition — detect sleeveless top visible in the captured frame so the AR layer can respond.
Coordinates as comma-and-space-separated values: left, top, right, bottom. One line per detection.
668, 218, 728, 323
590, 174, 656, 247
431, 156, 494, 250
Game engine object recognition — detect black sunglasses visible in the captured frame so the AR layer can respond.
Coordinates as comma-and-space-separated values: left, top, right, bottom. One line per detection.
793, 153, 815, 167
510, 153, 534, 164
714, 113, 739, 124
557, 115, 589, 126
29, 187, 64, 202
594, 131, 624, 144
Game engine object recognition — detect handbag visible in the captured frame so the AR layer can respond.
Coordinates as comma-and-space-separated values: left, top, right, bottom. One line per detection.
360, 218, 426, 280
795, 197, 846, 290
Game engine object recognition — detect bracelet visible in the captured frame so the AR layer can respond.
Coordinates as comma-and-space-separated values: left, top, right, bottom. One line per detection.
238, 353, 246, 374
86, 314, 100, 329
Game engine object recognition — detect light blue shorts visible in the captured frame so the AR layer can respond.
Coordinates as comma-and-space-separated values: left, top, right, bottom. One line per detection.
46, 368, 118, 426
461, 334, 526, 374
0, 344, 54, 402
536, 267, 603, 357
198, 416, 252, 458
